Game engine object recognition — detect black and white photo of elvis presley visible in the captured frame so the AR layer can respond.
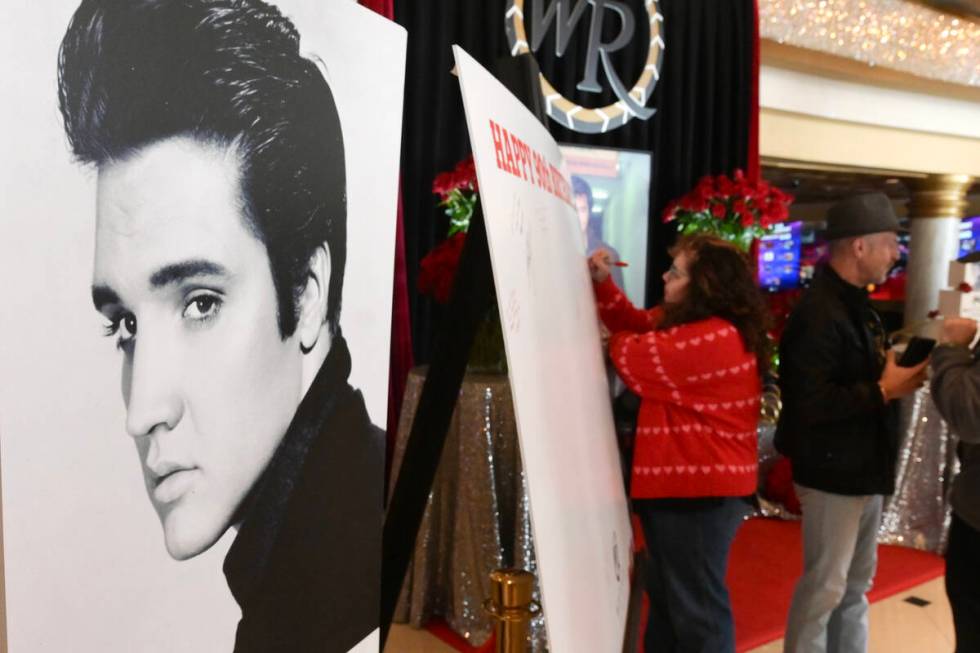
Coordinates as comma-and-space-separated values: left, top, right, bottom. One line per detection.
57, 0, 383, 650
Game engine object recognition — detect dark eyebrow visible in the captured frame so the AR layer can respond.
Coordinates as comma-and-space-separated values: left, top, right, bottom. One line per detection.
92, 285, 121, 312
149, 260, 228, 288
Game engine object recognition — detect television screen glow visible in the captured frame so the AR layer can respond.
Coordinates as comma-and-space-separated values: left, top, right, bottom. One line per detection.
560, 144, 652, 306
958, 216, 980, 259
758, 221, 802, 291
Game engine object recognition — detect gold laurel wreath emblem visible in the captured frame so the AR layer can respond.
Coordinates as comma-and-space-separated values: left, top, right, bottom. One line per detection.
505, 0, 665, 134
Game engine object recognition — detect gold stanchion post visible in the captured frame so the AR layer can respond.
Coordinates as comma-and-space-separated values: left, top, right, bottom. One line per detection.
485, 568, 538, 653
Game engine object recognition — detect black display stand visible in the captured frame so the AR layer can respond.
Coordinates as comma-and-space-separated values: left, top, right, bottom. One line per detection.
380, 53, 544, 647
622, 551, 648, 653
380, 199, 496, 644
380, 52, 645, 651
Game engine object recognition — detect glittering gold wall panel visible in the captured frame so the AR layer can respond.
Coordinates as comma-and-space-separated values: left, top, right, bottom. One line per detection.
760, 0, 980, 87
761, 40, 980, 101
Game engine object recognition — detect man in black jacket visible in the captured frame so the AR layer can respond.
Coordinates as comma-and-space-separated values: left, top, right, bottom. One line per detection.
776, 193, 928, 653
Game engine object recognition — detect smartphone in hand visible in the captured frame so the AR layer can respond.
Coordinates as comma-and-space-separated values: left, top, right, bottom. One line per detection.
898, 336, 936, 367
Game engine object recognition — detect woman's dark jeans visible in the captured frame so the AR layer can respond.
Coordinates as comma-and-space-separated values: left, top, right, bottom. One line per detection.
634, 496, 749, 653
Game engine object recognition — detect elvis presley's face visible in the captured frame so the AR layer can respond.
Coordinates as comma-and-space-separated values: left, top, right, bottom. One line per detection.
91, 136, 305, 560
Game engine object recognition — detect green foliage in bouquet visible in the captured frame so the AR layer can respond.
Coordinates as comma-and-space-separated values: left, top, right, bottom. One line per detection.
432, 156, 478, 236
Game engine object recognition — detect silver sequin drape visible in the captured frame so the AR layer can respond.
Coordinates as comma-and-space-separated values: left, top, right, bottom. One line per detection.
878, 386, 959, 553
389, 368, 546, 650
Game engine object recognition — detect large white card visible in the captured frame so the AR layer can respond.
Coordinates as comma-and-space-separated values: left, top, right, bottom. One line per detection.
454, 46, 633, 653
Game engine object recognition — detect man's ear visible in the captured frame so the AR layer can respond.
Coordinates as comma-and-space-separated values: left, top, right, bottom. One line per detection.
297, 244, 331, 353
852, 236, 867, 258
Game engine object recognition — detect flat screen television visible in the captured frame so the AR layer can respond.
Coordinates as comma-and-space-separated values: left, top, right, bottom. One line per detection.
758, 221, 802, 291
560, 144, 652, 307
958, 216, 980, 259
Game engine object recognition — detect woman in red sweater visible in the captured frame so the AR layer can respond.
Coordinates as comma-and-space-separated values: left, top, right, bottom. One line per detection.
591, 234, 769, 653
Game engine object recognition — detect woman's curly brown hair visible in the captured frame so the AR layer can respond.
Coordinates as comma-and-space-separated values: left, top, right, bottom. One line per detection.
660, 234, 772, 376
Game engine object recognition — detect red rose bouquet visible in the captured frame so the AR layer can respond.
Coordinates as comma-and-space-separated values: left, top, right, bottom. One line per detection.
432, 155, 479, 237
417, 156, 480, 304
662, 169, 794, 251
417, 232, 466, 304
418, 156, 505, 372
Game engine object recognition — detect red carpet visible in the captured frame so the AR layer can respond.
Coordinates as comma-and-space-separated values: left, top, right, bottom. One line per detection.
426, 619, 495, 652
728, 517, 945, 651
426, 517, 945, 652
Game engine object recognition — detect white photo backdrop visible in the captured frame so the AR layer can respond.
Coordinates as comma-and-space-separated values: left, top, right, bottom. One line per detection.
0, 1, 405, 650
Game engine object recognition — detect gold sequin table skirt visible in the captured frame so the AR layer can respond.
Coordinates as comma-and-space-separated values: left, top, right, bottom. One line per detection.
389, 367, 546, 650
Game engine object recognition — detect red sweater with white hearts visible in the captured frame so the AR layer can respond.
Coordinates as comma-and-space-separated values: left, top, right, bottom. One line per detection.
595, 278, 760, 499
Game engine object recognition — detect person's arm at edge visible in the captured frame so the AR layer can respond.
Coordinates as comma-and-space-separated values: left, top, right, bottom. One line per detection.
931, 344, 980, 444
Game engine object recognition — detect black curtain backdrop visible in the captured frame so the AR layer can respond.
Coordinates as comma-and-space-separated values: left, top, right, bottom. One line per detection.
396, 0, 754, 363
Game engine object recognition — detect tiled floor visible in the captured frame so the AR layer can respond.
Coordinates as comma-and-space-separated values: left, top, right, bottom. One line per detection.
749, 577, 953, 653
385, 577, 954, 652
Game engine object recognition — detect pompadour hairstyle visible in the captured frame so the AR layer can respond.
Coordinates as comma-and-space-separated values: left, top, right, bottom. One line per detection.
58, 0, 347, 338
571, 175, 592, 213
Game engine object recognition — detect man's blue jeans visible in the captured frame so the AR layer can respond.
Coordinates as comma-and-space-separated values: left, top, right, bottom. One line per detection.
635, 496, 749, 653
